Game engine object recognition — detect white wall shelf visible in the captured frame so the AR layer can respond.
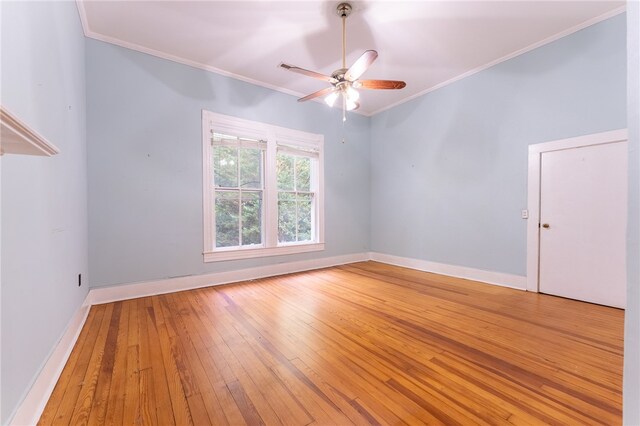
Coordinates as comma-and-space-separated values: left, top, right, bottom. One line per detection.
1, 106, 59, 156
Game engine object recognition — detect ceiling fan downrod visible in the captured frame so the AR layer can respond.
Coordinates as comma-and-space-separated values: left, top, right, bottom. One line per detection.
338, 2, 352, 121
337, 3, 352, 69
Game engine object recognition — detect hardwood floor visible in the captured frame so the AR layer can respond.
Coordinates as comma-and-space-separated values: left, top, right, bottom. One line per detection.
39, 261, 624, 425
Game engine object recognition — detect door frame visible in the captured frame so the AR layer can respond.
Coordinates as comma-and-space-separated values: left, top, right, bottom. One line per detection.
526, 128, 628, 292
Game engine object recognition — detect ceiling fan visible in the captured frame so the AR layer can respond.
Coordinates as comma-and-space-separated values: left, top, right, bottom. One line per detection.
279, 2, 406, 118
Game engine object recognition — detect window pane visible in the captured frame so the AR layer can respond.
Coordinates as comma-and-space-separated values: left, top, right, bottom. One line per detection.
213, 146, 238, 188
277, 154, 294, 191
278, 192, 296, 243
297, 193, 313, 241
240, 148, 262, 189
296, 157, 311, 191
215, 191, 239, 247
241, 191, 262, 246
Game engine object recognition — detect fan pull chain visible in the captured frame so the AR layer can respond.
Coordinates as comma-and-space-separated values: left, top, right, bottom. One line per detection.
342, 95, 346, 123
342, 97, 346, 143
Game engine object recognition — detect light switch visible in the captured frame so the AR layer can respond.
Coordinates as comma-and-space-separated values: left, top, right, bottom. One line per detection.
521, 209, 529, 219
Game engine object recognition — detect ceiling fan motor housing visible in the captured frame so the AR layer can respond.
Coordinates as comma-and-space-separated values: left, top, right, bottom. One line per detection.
331, 68, 349, 82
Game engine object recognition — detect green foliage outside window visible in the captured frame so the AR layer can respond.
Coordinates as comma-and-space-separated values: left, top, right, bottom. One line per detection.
212, 134, 315, 249
277, 154, 313, 243
213, 139, 263, 248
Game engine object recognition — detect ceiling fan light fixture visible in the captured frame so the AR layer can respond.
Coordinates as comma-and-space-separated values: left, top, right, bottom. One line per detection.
345, 98, 358, 111
345, 85, 360, 102
325, 91, 339, 107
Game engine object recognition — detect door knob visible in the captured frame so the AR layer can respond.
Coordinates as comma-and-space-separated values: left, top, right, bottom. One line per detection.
542, 223, 550, 229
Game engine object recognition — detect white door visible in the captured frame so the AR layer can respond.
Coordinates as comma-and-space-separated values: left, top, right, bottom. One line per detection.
538, 141, 627, 308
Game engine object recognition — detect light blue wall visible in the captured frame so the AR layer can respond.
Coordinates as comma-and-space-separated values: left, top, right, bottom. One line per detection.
1, 4, 631, 422
86, 39, 371, 287
0, 1, 88, 424
624, 2, 639, 424
370, 14, 627, 277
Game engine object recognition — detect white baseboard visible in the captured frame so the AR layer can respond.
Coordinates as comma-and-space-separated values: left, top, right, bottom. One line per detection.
88, 252, 369, 305
9, 294, 92, 426
11, 250, 524, 425
369, 252, 527, 290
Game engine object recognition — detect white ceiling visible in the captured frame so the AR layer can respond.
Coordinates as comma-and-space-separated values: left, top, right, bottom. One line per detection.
78, 0, 624, 115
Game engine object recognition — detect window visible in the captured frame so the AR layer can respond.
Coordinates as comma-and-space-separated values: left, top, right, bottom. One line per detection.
212, 133, 265, 248
203, 111, 324, 262
277, 150, 317, 244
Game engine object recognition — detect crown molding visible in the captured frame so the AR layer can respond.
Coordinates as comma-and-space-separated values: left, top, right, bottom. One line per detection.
75, 1, 624, 118
369, 5, 627, 116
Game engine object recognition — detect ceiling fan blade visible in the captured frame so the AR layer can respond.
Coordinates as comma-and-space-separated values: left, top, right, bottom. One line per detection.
356, 79, 407, 90
344, 50, 378, 81
298, 87, 337, 103
280, 63, 337, 83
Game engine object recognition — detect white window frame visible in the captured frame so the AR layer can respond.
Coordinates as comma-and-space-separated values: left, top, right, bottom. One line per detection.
202, 110, 325, 262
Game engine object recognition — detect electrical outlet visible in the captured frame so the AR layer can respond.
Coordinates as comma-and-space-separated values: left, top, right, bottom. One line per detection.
521, 209, 529, 219
78, 273, 82, 287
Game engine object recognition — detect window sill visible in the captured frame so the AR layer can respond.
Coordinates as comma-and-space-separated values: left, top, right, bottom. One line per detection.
203, 242, 325, 262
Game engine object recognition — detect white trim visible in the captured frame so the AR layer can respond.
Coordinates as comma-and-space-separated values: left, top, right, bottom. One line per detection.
203, 111, 324, 261
75, 0, 90, 37
369, 6, 627, 116
86, 252, 531, 305
81, 31, 304, 102
74, 17, 368, 115
526, 129, 628, 293
265, 128, 278, 248
202, 110, 213, 257
89, 252, 368, 305
204, 242, 325, 262
9, 294, 92, 426
369, 252, 527, 290
0, 107, 60, 156
528, 129, 628, 156
315, 140, 325, 244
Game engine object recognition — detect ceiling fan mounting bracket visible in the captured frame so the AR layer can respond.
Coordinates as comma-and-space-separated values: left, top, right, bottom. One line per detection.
336, 3, 352, 18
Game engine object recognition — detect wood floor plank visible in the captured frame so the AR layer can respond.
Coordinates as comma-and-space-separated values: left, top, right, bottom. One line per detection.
85, 302, 123, 425
138, 367, 158, 425
71, 304, 115, 425
198, 302, 285, 425
142, 300, 176, 424
183, 291, 249, 425
165, 292, 228, 424
289, 357, 377, 425
122, 344, 140, 425
176, 293, 245, 425
39, 261, 624, 425
101, 301, 130, 425
151, 297, 193, 425
68, 304, 115, 426
50, 306, 108, 426
38, 306, 104, 426
218, 301, 348, 425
